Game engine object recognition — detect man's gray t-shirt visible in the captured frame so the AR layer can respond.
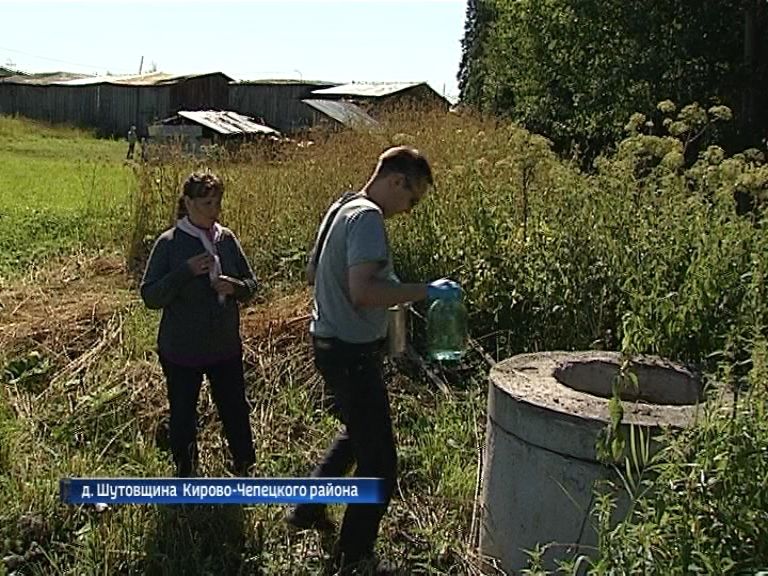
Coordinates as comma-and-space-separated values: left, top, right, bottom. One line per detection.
310, 195, 393, 343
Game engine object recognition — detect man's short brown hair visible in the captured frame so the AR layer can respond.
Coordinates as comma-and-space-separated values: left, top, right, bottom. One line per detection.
375, 146, 434, 188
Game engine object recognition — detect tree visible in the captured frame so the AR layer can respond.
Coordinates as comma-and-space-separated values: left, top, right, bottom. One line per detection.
457, 0, 497, 105
459, 0, 768, 157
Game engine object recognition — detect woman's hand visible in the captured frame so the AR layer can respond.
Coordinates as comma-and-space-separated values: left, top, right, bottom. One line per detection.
187, 253, 215, 276
212, 275, 244, 296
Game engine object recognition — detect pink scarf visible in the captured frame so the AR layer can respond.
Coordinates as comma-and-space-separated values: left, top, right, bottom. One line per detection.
177, 216, 225, 304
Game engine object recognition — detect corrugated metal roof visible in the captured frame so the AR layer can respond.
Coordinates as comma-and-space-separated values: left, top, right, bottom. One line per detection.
57, 71, 232, 86
0, 71, 90, 85
232, 79, 337, 87
311, 82, 423, 98
175, 110, 281, 136
0, 71, 233, 86
302, 99, 379, 129
58, 72, 177, 86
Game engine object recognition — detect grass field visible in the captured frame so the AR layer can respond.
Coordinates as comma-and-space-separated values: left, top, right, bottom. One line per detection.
0, 116, 134, 274
0, 115, 490, 575
1, 108, 768, 575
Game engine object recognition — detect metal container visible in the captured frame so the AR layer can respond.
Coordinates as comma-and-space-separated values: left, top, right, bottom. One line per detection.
387, 304, 408, 358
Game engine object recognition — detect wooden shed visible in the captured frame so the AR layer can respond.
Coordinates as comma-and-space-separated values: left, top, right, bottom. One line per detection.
0, 71, 232, 137
309, 82, 451, 117
148, 109, 281, 152
228, 80, 337, 134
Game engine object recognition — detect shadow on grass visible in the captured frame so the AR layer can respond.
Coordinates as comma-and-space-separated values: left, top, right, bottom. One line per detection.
141, 505, 247, 575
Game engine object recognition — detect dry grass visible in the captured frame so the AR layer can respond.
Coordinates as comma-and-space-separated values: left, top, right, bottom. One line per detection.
1, 249, 488, 574
0, 252, 132, 363
1, 252, 313, 381
1, 253, 320, 453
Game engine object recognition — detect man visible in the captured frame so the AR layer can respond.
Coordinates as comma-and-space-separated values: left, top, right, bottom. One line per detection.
126, 125, 137, 159
287, 146, 460, 574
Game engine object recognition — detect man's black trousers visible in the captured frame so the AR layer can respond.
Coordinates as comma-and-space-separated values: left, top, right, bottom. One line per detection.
300, 336, 397, 561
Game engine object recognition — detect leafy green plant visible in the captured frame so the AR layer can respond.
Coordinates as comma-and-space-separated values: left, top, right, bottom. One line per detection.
3, 351, 52, 392
2, 102, 768, 574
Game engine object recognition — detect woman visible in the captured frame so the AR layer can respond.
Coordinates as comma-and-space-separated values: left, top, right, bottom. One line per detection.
141, 170, 257, 477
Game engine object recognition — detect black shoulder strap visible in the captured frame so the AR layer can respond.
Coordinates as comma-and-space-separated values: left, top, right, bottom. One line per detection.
312, 191, 361, 268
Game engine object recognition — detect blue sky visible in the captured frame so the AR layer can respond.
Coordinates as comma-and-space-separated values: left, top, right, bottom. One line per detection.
1, 1, 467, 100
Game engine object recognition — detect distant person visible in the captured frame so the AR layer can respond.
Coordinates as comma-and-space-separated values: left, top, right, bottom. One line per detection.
140, 170, 258, 477
126, 125, 137, 159
139, 136, 149, 162
286, 146, 460, 574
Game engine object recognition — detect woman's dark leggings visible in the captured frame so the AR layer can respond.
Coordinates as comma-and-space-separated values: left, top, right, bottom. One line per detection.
160, 354, 255, 476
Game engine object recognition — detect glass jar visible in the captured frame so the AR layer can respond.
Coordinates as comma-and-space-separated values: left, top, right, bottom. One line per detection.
426, 296, 468, 361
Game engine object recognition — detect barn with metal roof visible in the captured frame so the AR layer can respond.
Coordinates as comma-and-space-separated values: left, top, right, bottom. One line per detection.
147, 109, 281, 154
229, 79, 337, 134
309, 82, 450, 115
0, 71, 231, 136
